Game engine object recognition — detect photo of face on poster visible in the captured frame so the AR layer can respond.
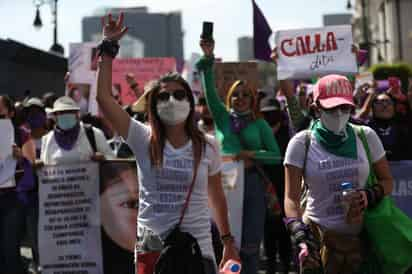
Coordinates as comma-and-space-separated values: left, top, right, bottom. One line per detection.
100, 160, 138, 274
67, 83, 90, 116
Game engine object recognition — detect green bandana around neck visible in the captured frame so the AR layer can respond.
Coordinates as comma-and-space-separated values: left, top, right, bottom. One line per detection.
311, 120, 358, 159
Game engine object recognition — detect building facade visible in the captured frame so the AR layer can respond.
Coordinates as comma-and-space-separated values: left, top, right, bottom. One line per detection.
352, 0, 412, 65
323, 13, 352, 26
238, 36, 254, 61
82, 7, 184, 61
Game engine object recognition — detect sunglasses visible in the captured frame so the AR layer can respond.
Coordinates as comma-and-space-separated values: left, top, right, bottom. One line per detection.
374, 99, 394, 107
231, 91, 251, 99
157, 90, 187, 102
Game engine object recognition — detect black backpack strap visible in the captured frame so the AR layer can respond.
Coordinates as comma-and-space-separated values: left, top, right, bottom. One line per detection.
83, 124, 97, 153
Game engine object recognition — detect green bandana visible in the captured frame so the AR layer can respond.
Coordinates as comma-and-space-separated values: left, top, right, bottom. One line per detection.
311, 120, 358, 159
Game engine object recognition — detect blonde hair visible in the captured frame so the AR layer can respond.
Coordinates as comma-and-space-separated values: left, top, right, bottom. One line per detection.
225, 80, 260, 118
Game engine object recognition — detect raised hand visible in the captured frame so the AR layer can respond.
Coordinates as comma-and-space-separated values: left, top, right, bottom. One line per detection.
102, 12, 128, 41
199, 39, 215, 57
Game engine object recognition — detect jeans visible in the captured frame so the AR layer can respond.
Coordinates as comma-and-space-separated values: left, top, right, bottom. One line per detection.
240, 168, 266, 274
0, 191, 26, 274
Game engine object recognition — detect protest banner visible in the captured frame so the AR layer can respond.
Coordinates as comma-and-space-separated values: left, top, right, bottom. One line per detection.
220, 160, 244, 249
390, 161, 412, 219
38, 162, 103, 274
112, 58, 177, 105
213, 62, 259, 98
275, 25, 358, 80
0, 119, 16, 188
68, 42, 98, 115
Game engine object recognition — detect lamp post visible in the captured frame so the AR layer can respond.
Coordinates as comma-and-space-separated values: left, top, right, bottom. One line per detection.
33, 0, 64, 55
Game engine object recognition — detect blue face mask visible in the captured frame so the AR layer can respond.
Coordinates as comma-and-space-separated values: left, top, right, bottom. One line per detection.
56, 113, 78, 130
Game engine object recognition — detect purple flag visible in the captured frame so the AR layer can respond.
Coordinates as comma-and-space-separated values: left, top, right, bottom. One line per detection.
253, 0, 273, 61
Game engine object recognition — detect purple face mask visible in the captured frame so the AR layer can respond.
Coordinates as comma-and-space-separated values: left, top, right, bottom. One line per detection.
27, 112, 46, 129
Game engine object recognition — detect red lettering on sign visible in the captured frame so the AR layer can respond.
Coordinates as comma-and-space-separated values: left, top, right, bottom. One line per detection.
280, 31, 339, 58
281, 39, 296, 57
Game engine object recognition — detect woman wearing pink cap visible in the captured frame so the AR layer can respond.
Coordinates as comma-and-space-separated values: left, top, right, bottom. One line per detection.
281, 74, 394, 273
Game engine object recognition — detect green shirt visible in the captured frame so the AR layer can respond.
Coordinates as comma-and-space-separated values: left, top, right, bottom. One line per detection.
196, 56, 281, 165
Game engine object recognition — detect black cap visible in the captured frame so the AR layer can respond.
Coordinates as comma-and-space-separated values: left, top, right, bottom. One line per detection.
259, 98, 280, 112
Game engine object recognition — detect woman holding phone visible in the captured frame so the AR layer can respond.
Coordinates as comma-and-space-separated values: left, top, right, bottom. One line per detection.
196, 38, 281, 274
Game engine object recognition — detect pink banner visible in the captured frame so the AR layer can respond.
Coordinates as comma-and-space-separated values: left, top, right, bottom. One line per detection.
112, 58, 177, 105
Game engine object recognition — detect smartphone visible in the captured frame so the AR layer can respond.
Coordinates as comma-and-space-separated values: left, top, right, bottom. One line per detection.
201, 21, 214, 41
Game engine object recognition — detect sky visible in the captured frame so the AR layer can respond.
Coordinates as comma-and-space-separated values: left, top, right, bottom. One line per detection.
0, 0, 351, 61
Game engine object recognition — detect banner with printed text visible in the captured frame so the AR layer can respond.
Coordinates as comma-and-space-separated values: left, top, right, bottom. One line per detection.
38, 162, 103, 274
275, 25, 358, 80
112, 58, 177, 105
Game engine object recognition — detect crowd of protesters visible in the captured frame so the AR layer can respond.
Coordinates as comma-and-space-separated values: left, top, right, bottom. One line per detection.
2, 14, 412, 274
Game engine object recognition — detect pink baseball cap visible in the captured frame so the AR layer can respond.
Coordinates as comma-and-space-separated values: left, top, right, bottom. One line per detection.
313, 74, 355, 109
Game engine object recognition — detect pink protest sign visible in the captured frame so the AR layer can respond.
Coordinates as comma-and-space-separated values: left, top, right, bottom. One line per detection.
112, 58, 177, 105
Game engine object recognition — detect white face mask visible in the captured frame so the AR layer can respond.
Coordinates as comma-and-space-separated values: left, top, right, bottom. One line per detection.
156, 97, 191, 126
320, 109, 350, 134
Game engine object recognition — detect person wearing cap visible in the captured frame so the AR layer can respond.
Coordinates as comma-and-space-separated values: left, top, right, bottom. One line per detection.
283, 74, 394, 273
40, 96, 114, 165
197, 39, 281, 274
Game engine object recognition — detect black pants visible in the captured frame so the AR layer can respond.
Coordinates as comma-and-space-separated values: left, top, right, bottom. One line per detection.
262, 164, 292, 274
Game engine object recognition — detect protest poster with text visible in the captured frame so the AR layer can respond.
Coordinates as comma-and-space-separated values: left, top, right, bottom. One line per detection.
220, 160, 244, 249
38, 162, 103, 274
275, 25, 358, 80
213, 62, 259, 99
112, 58, 177, 105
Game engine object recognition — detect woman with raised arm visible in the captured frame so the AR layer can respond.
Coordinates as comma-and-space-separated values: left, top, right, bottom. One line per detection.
196, 40, 281, 274
95, 13, 239, 274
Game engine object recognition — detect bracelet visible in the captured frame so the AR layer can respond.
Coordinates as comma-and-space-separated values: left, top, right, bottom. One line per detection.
97, 39, 120, 58
220, 233, 234, 244
364, 184, 385, 208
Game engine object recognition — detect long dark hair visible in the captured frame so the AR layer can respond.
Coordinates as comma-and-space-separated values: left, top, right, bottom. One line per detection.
147, 73, 207, 168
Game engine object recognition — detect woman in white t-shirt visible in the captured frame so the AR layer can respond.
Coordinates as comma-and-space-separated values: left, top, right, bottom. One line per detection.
283, 74, 394, 274
95, 13, 239, 274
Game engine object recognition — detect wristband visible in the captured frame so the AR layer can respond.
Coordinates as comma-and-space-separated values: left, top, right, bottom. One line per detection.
220, 233, 234, 244
97, 39, 120, 58
363, 184, 385, 208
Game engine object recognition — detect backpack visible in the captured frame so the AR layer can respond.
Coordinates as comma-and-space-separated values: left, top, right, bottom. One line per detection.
83, 124, 97, 153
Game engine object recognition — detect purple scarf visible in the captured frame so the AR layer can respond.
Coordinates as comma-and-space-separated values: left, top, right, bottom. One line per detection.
53, 123, 81, 150
229, 110, 253, 134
